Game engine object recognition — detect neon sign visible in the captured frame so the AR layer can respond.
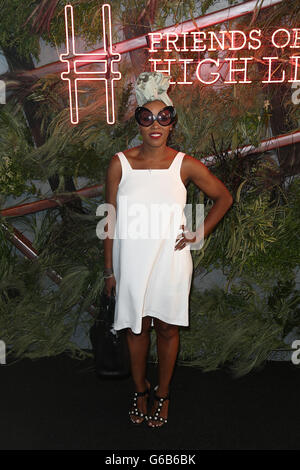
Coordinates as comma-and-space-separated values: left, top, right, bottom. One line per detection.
148, 29, 300, 84
148, 29, 300, 52
60, 4, 121, 125
60, 3, 300, 124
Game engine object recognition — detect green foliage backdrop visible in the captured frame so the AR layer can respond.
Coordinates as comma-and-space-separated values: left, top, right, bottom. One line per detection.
0, 0, 299, 377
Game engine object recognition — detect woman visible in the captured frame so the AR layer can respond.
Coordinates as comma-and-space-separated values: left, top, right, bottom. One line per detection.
103, 72, 233, 429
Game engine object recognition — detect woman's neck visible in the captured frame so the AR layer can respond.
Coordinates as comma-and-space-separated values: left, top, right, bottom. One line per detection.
138, 143, 169, 161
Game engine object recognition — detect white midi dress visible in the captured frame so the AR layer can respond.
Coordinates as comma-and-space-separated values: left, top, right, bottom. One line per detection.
112, 151, 193, 334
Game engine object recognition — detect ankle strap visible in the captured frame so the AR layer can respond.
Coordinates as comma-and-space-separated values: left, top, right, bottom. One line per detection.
154, 385, 170, 401
135, 388, 149, 397
154, 391, 170, 401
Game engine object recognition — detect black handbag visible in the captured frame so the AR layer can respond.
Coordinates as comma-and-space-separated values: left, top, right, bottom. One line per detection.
89, 287, 131, 379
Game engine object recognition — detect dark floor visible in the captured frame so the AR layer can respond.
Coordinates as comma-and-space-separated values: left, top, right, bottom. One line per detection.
0, 353, 299, 450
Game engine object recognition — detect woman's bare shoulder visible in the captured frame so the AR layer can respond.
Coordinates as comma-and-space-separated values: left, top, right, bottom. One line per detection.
107, 153, 120, 169
108, 148, 138, 169
122, 146, 141, 158
106, 153, 122, 181
181, 154, 209, 185
107, 147, 140, 178
182, 154, 207, 168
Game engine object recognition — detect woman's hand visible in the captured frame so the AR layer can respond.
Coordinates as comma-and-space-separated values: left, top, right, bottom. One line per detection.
104, 275, 116, 296
174, 228, 201, 251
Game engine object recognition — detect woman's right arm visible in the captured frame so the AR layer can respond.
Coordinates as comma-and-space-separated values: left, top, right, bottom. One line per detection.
103, 154, 122, 296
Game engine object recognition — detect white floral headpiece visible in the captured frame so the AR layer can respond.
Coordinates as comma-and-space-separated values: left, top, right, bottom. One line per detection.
135, 71, 173, 107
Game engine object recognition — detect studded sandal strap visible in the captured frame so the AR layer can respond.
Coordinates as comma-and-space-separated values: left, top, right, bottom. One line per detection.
135, 388, 150, 397
129, 387, 150, 422
154, 392, 170, 402
147, 388, 170, 423
129, 409, 145, 417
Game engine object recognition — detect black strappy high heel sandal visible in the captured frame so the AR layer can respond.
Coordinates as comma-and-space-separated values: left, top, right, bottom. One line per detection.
146, 385, 170, 428
129, 382, 151, 425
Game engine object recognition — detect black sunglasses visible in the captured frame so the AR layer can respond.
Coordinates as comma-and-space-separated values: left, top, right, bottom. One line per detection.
135, 105, 176, 127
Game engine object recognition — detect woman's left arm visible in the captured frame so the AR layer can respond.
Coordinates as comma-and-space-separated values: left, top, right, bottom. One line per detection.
175, 155, 233, 249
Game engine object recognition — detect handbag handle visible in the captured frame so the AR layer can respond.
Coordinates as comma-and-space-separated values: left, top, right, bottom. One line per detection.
100, 287, 116, 325
102, 285, 116, 299
104, 286, 115, 302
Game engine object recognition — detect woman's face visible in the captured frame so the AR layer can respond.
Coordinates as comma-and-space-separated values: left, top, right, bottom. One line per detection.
138, 100, 173, 148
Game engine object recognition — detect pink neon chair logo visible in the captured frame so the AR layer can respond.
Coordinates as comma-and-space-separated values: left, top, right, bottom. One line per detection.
60, 4, 121, 125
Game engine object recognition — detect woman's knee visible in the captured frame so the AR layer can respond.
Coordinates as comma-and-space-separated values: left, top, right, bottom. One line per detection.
127, 316, 152, 336
153, 318, 178, 339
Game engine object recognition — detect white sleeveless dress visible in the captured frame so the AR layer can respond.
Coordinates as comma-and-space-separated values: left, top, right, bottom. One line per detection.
112, 151, 193, 334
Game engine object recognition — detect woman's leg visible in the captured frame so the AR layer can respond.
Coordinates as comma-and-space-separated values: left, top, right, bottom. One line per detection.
147, 318, 179, 427
126, 315, 152, 423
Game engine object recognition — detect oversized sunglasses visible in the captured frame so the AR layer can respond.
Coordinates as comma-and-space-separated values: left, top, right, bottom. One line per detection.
135, 106, 176, 127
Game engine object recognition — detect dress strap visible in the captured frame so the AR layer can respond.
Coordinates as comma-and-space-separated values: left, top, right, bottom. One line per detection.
170, 152, 185, 174
117, 152, 131, 169
116, 152, 131, 182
